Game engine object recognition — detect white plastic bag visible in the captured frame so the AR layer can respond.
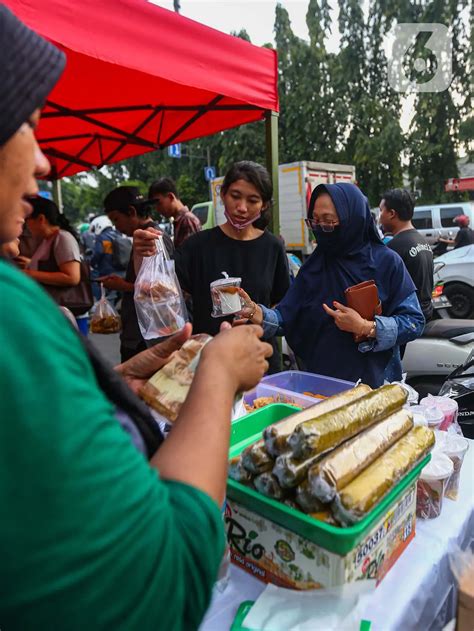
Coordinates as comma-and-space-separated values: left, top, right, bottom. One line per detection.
134, 237, 187, 339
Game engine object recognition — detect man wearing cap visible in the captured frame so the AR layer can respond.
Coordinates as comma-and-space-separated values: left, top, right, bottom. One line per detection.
101, 185, 174, 360
0, 6, 272, 629
439, 214, 474, 250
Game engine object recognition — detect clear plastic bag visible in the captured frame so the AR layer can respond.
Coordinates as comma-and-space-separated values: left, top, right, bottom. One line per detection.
90, 284, 122, 334
134, 237, 187, 339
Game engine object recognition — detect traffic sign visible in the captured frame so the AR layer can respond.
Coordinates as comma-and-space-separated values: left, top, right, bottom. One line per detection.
204, 166, 216, 181
168, 143, 182, 158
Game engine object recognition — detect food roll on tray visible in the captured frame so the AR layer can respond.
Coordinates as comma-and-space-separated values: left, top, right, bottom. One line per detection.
308, 409, 414, 503
332, 425, 435, 526
288, 384, 407, 459
241, 439, 274, 475
263, 384, 372, 457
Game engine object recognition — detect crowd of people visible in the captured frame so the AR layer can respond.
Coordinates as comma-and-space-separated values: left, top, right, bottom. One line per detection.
0, 4, 471, 630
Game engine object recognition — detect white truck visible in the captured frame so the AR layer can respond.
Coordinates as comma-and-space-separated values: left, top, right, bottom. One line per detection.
191, 160, 356, 256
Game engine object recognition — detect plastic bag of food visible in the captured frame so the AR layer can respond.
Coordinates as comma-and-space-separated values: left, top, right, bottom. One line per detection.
273, 452, 322, 489
241, 440, 274, 475
308, 409, 413, 503
289, 384, 407, 460
332, 426, 435, 526
210, 272, 245, 317
139, 334, 211, 422
263, 384, 372, 457
416, 452, 453, 519
134, 236, 187, 339
90, 284, 122, 334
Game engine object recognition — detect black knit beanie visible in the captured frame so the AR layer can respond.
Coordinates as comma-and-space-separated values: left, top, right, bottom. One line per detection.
0, 4, 66, 146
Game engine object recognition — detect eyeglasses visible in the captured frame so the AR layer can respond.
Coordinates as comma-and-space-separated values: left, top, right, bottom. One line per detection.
305, 218, 340, 233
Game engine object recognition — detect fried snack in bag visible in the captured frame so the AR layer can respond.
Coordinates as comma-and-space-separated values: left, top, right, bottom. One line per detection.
308, 409, 414, 503
134, 236, 187, 339
273, 452, 322, 489
288, 384, 407, 459
140, 334, 211, 422
90, 284, 121, 334
241, 440, 274, 475
254, 472, 289, 500
295, 480, 327, 513
333, 426, 435, 526
263, 384, 372, 457
228, 456, 253, 484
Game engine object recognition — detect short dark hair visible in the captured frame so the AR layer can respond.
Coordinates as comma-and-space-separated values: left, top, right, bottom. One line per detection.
104, 186, 153, 218
29, 196, 78, 240
221, 161, 273, 204
221, 161, 273, 229
382, 189, 415, 221
148, 177, 179, 199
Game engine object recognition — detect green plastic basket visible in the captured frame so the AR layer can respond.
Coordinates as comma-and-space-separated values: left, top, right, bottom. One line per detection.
227, 403, 430, 556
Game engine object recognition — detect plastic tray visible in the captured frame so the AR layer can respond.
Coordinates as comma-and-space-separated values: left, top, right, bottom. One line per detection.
227, 403, 430, 556
256, 370, 355, 409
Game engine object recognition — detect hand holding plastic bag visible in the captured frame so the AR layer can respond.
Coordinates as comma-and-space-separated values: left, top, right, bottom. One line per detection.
90, 284, 121, 334
134, 236, 187, 339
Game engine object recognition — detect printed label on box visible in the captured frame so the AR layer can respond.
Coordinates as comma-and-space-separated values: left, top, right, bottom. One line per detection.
225, 485, 416, 590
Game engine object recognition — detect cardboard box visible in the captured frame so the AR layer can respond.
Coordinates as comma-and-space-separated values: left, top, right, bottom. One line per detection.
225, 483, 416, 590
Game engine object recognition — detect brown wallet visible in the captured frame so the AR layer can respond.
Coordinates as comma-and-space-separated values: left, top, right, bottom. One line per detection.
344, 280, 382, 343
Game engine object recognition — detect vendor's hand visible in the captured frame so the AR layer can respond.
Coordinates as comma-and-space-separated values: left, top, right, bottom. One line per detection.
201, 325, 272, 392
97, 275, 133, 292
14, 255, 31, 269
133, 227, 161, 257
115, 323, 192, 394
233, 288, 263, 326
323, 301, 366, 336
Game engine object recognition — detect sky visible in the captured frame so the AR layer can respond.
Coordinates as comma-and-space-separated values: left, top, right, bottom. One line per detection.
148, 0, 341, 50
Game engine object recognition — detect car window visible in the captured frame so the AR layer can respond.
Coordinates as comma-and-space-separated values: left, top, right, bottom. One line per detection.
412, 210, 433, 230
192, 204, 209, 225
440, 207, 464, 228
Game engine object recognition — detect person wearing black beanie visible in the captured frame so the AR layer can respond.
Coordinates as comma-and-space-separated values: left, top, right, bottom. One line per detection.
0, 7, 272, 631
0, 4, 65, 245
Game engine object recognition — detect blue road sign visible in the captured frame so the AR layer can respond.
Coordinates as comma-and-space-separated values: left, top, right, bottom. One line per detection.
168, 143, 182, 158
204, 166, 216, 181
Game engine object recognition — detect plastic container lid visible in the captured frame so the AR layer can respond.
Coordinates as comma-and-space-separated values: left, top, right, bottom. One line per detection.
420, 452, 454, 482
409, 404, 444, 428
210, 273, 242, 288
436, 432, 469, 458
420, 395, 458, 413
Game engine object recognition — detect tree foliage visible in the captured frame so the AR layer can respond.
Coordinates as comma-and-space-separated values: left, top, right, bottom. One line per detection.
61, 0, 472, 222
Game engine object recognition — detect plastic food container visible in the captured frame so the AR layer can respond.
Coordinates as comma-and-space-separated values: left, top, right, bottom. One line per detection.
420, 395, 458, 431
228, 403, 430, 555
256, 370, 355, 409
409, 405, 444, 429
211, 273, 244, 317
435, 432, 469, 500
416, 453, 453, 519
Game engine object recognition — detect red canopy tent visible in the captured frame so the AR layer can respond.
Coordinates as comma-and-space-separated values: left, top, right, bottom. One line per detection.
4, 0, 279, 180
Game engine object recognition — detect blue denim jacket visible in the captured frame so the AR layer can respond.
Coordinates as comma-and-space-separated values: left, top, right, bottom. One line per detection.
260, 292, 424, 383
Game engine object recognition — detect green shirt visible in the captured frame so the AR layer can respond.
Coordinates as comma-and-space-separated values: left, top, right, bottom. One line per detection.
0, 260, 224, 630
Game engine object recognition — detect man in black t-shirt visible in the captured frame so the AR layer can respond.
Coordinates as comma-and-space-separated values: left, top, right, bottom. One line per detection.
379, 188, 434, 322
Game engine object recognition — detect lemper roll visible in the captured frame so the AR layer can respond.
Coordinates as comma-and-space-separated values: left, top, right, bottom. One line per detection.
308, 409, 414, 502
332, 425, 435, 526
288, 384, 407, 459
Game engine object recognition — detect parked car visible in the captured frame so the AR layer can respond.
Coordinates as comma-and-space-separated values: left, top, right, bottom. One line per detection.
434, 244, 474, 318
412, 201, 474, 245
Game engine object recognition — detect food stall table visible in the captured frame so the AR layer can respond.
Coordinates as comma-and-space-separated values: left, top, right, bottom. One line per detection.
200, 439, 474, 631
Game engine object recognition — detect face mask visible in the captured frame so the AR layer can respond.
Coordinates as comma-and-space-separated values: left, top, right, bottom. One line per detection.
224, 209, 261, 230
312, 224, 342, 249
